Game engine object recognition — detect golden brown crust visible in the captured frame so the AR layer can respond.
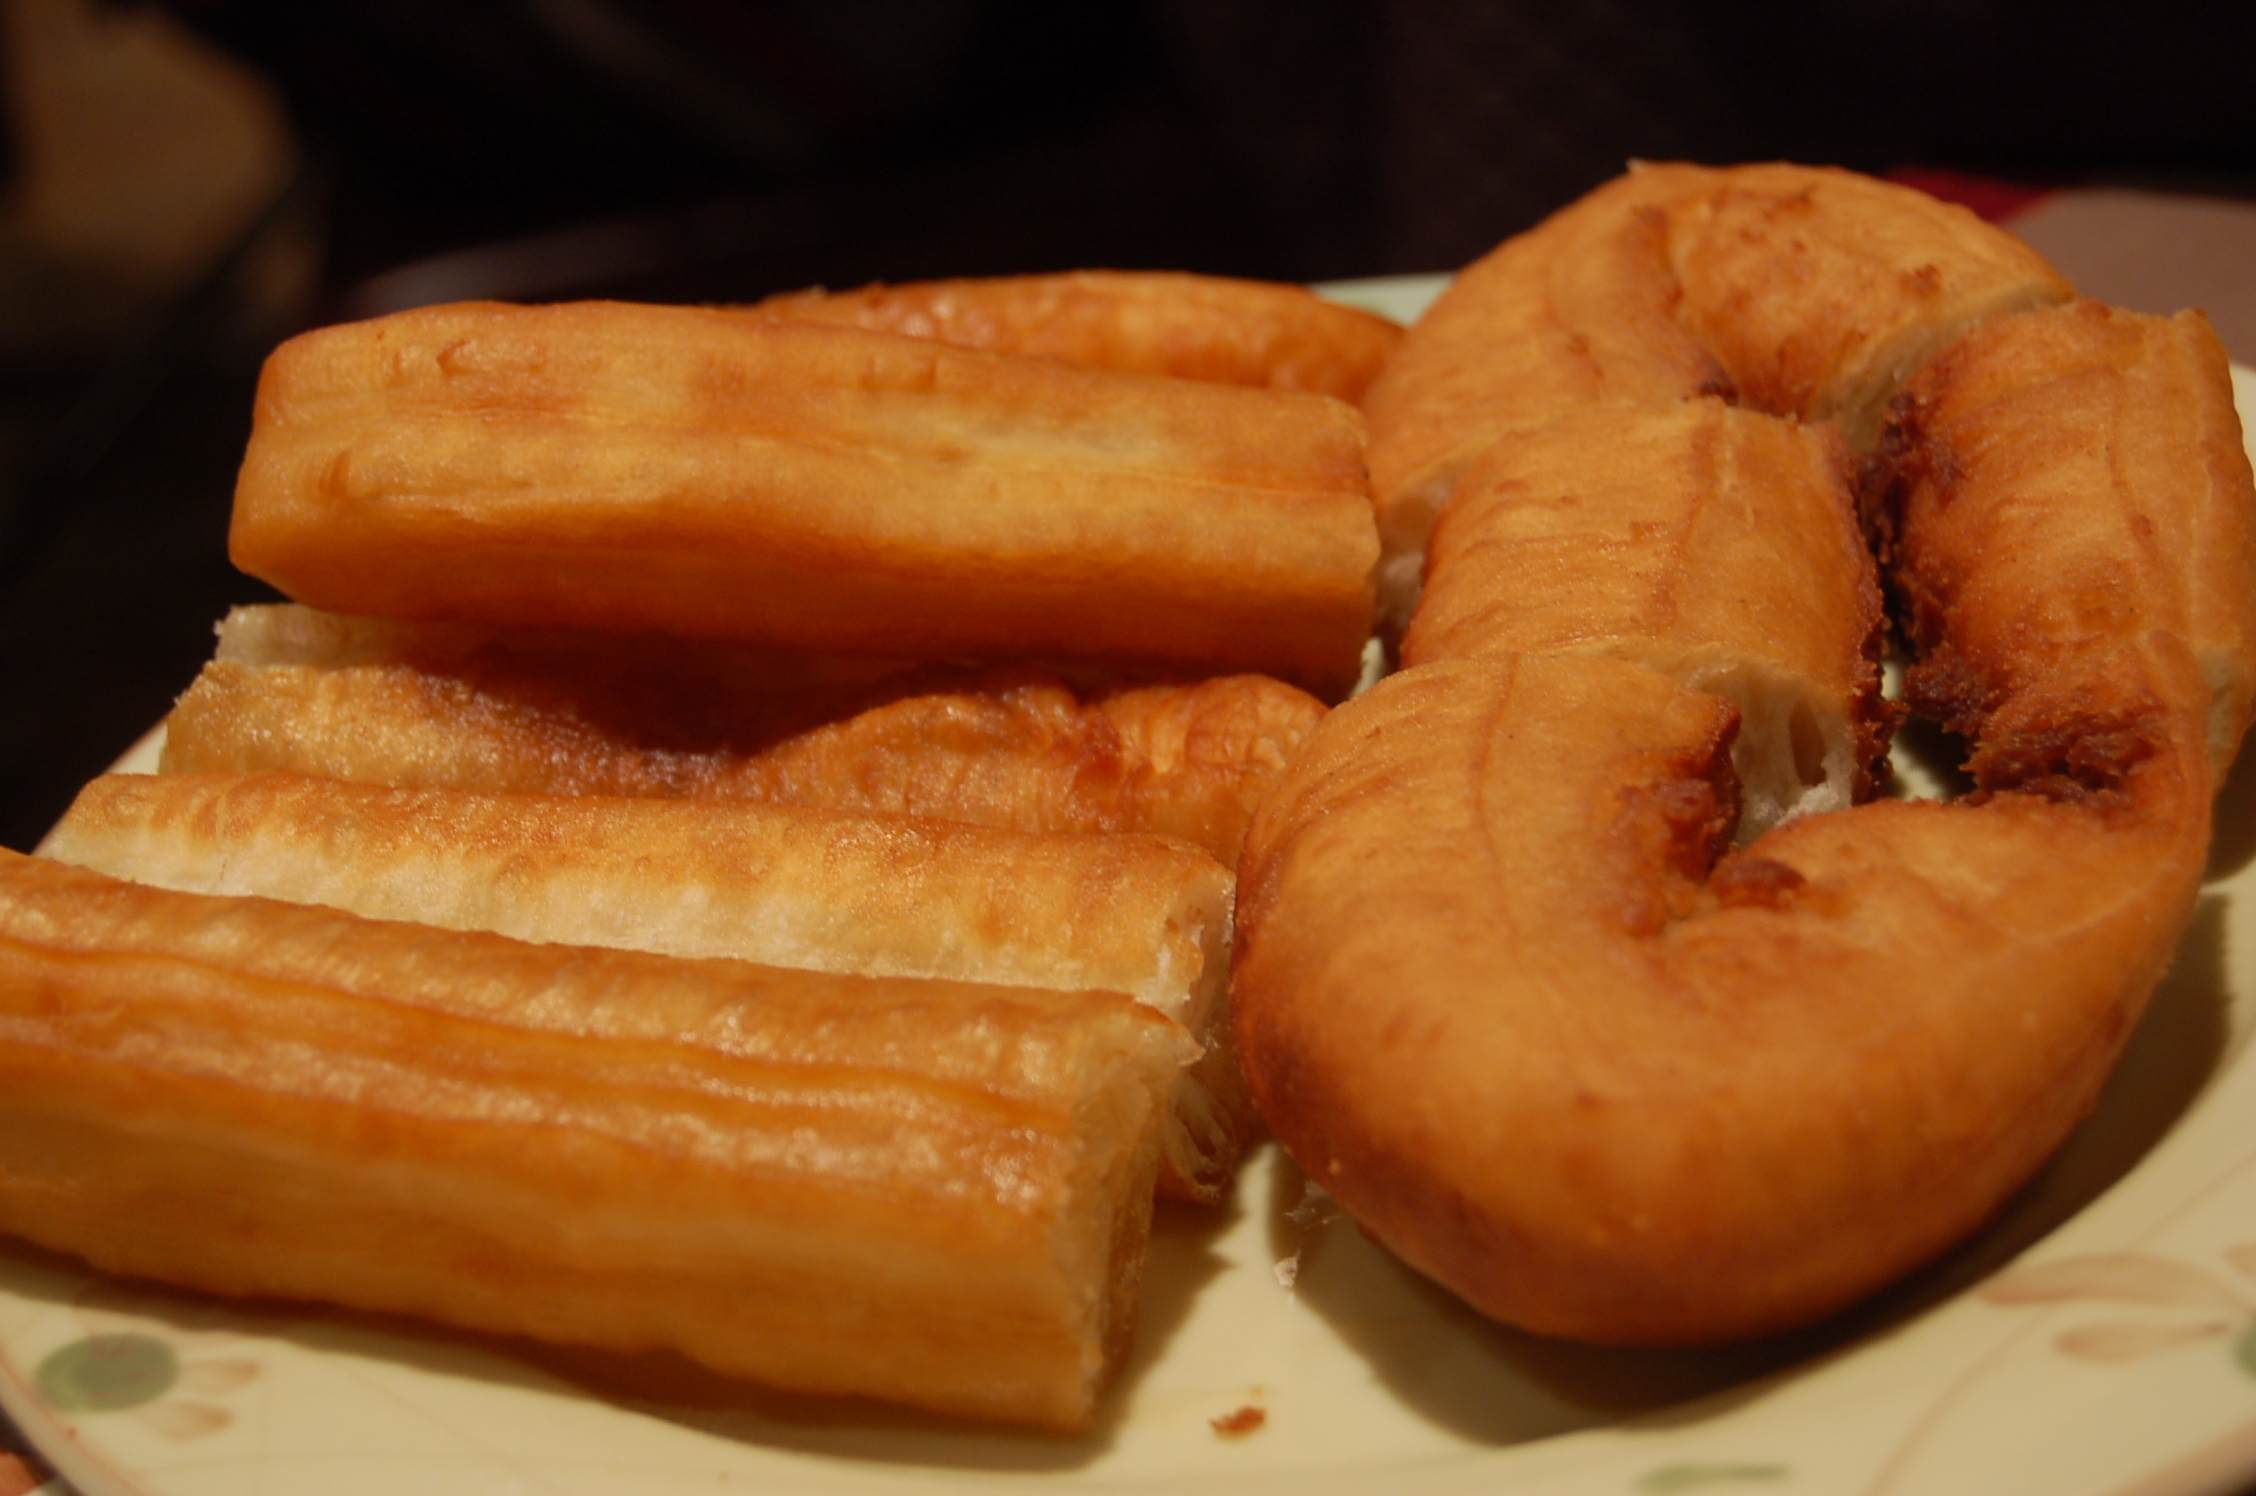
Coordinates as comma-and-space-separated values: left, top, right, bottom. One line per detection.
1359, 162, 1729, 627
1403, 400, 1890, 832
158, 605, 1329, 866
1361, 161, 2073, 631
1234, 648, 2209, 1343
0, 849, 1188, 1428
1878, 299, 2256, 788
1233, 162, 2255, 1345
229, 300, 1378, 696
44, 770, 1253, 1202
743, 269, 1404, 402
1666, 161, 2074, 439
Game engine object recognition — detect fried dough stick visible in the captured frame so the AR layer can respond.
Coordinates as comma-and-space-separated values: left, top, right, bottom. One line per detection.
229, 300, 1378, 697
158, 605, 1327, 866
0, 850, 1189, 1430
743, 269, 1404, 402
45, 770, 1254, 1202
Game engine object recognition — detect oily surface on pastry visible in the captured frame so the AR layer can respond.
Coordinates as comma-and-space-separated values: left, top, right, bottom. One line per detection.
0, 850, 1188, 1429
229, 299, 1379, 695
1358, 160, 2074, 632
1403, 397, 1891, 835
45, 769, 1254, 1203
159, 605, 1327, 867
1234, 645, 2210, 1343
0, 268, 1390, 1430
1233, 161, 2256, 1346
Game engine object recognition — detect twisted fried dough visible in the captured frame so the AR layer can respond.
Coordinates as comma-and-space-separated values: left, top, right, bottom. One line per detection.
1361, 161, 2073, 632
1234, 163, 2256, 1344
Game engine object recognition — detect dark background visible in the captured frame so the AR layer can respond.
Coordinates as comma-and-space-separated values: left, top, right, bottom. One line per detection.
4, 0, 2254, 851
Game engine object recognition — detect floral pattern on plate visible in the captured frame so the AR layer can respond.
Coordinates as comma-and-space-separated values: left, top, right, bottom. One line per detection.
2, 282, 2255, 1496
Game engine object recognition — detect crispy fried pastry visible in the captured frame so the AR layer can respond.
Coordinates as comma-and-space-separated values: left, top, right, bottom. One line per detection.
1233, 163, 2256, 1345
0, 849, 1190, 1428
1360, 161, 2072, 631
1233, 648, 2209, 1344
1404, 400, 1890, 836
744, 269, 1404, 401
44, 770, 1252, 1201
229, 300, 1378, 695
1879, 299, 2256, 787
157, 605, 1326, 866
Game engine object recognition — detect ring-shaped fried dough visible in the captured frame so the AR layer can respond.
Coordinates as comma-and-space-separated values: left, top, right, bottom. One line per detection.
1403, 399, 1891, 837
1234, 162, 2256, 1344
1234, 647, 2209, 1343
1881, 299, 2256, 786
1361, 161, 2073, 631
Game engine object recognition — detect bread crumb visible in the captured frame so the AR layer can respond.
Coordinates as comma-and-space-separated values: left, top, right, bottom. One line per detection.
1210, 1404, 1266, 1437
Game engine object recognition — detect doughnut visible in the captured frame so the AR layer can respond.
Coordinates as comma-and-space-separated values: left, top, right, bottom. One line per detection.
1232, 162, 2256, 1344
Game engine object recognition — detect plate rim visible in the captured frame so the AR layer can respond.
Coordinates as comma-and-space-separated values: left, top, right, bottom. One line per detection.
7, 273, 2256, 1496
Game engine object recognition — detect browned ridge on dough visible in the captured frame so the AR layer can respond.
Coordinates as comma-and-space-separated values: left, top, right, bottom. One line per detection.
0, 849, 1186, 1429
740, 268, 1405, 402
161, 603, 1329, 868
1235, 161, 2256, 1345
227, 299, 1381, 698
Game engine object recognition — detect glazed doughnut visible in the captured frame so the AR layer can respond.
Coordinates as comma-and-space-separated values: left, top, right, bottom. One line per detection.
1233, 163, 2256, 1344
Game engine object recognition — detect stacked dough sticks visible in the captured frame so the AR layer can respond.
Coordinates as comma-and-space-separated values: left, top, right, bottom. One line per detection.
0, 275, 1394, 1427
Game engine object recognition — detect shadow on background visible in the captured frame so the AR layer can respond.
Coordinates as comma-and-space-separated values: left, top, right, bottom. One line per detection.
5, 0, 2253, 1403
5, 0, 2256, 848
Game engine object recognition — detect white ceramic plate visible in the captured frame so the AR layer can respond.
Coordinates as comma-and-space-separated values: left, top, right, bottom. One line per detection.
8, 276, 2256, 1496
